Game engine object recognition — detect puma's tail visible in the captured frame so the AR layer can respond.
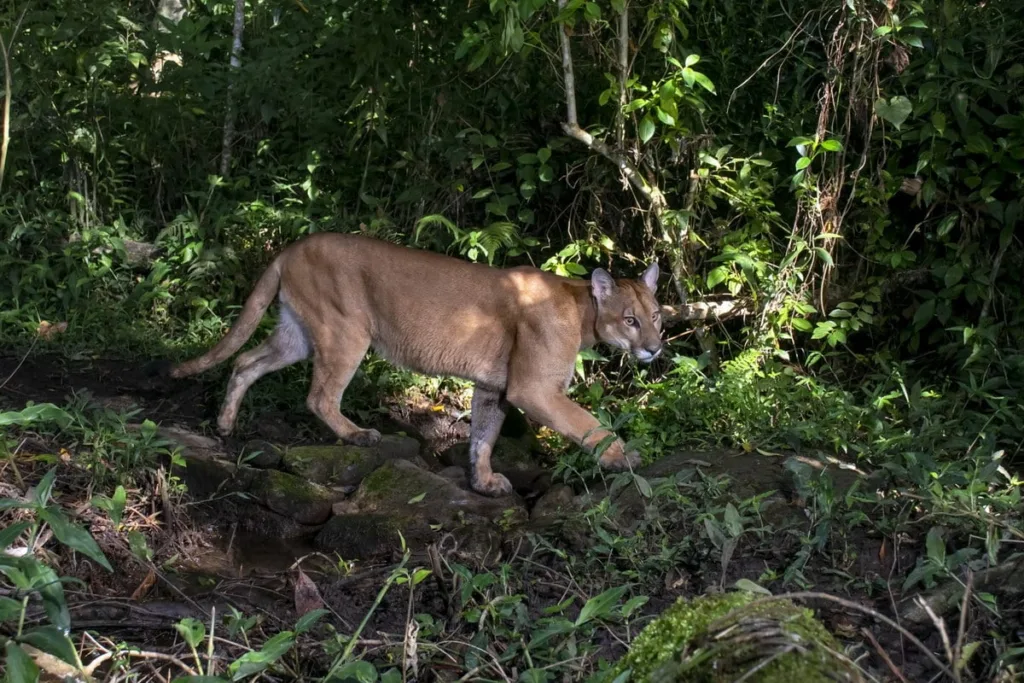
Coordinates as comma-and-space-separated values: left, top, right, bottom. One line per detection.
167, 258, 284, 379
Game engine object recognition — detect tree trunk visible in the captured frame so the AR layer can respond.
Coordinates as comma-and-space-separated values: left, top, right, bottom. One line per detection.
220, 0, 246, 178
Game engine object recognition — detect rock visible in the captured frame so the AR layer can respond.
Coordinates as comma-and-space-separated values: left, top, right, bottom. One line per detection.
605, 591, 862, 682
314, 514, 403, 559
240, 440, 283, 469
439, 436, 550, 495
157, 424, 222, 452
437, 466, 469, 487
249, 469, 339, 525
282, 435, 422, 487
316, 459, 527, 560
530, 484, 575, 524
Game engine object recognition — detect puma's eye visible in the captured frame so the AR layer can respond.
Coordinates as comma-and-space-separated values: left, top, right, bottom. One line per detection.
624, 316, 638, 327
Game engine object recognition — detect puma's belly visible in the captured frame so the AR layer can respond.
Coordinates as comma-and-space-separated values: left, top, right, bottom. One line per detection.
370, 317, 511, 388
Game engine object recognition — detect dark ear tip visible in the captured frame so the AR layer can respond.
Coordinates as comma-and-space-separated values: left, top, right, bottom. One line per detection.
143, 359, 174, 378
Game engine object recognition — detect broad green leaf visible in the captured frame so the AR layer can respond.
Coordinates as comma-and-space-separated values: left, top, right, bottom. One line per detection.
294, 608, 328, 634
820, 138, 843, 152
814, 247, 834, 267
537, 147, 551, 164
691, 70, 716, 93
174, 618, 206, 648
31, 469, 57, 508
684, 54, 700, 67
795, 157, 812, 171
874, 96, 913, 129
39, 508, 112, 571
638, 116, 655, 143
20, 559, 70, 632
931, 111, 946, 136
0, 403, 71, 429
926, 527, 946, 566
576, 585, 629, 626
944, 264, 963, 288
937, 213, 958, 237
913, 299, 936, 329
329, 660, 377, 683
0, 596, 23, 622
5, 641, 40, 683
19, 626, 80, 667
230, 631, 295, 679
707, 266, 729, 289
633, 475, 652, 498
723, 503, 742, 536
0, 521, 31, 550
734, 578, 772, 595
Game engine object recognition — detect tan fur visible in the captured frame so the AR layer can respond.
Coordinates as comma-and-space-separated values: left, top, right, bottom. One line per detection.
168, 233, 664, 496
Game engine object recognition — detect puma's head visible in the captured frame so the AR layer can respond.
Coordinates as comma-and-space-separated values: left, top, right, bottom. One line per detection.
591, 263, 663, 363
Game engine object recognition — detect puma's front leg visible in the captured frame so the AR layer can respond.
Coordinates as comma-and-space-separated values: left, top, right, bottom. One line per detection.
506, 389, 640, 471
468, 386, 514, 497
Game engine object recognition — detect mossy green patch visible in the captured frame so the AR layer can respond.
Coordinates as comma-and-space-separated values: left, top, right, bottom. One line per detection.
612, 591, 860, 683
248, 469, 336, 525
282, 436, 420, 486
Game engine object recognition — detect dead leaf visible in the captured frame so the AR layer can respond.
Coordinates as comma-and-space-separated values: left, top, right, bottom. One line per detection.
294, 567, 325, 617
131, 569, 157, 601
37, 321, 68, 340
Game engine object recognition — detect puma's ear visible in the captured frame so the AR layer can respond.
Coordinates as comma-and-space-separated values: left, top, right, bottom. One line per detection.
591, 268, 616, 302
640, 262, 660, 294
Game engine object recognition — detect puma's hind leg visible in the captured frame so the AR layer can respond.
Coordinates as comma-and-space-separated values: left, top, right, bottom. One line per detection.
305, 328, 380, 447
467, 386, 513, 497
217, 303, 310, 436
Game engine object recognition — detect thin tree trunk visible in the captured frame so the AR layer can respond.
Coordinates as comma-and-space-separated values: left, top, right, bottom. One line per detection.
0, 8, 26, 195
220, 0, 245, 178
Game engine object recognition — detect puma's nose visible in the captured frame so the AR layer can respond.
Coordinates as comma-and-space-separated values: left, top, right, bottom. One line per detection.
637, 344, 662, 363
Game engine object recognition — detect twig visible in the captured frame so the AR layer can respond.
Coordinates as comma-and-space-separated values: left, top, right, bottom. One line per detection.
861, 627, 909, 683
953, 571, 972, 668
750, 592, 957, 681
118, 648, 199, 676
0, 335, 38, 392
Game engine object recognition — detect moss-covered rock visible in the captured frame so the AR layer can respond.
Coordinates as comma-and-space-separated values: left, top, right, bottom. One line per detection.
249, 469, 339, 525
281, 435, 421, 486
320, 459, 527, 560
240, 439, 283, 469
610, 591, 861, 683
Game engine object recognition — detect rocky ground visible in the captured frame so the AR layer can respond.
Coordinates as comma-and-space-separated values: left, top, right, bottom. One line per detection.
4, 353, 997, 681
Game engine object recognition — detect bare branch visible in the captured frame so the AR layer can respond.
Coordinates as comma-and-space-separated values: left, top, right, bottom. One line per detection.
661, 298, 754, 324
615, 1, 629, 147
556, 0, 578, 127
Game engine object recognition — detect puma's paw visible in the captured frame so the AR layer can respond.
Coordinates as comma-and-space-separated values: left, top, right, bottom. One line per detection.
348, 428, 382, 447
471, 472, 514, 498
598, 445, 641, 472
